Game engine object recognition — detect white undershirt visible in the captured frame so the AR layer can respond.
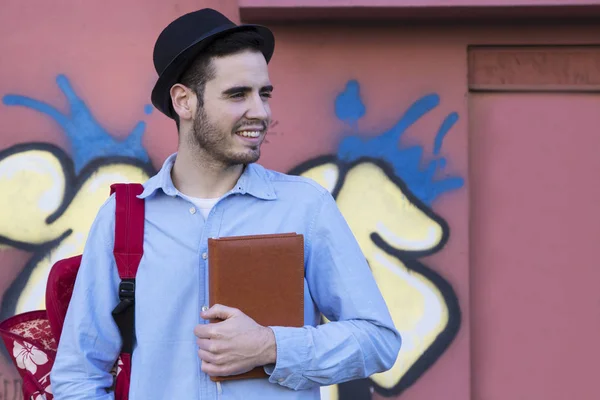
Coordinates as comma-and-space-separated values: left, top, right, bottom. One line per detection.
180, 193, 220, 219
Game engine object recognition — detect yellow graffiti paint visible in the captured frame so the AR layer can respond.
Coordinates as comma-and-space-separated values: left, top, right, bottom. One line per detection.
368, 250, 448, 388
305, 162, 451, 399
336, 163, 444, 254
0, 147, 149, 313
298, 162, 339, 194
0, 149, 67, 244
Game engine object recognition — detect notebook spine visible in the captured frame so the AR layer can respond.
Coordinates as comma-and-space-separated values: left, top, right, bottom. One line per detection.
207, 240, 218, 311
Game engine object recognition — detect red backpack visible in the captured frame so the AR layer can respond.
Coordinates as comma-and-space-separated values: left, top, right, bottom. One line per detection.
0, 183, 145, 400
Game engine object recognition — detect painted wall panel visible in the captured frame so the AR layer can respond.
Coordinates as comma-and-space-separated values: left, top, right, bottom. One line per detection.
470, 92, 600, 400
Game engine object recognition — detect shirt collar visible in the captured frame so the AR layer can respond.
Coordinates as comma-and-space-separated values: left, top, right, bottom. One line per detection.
138, 153, 277, 201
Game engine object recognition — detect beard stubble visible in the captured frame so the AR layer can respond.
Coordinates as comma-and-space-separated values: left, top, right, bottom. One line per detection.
190, 106, 265, 167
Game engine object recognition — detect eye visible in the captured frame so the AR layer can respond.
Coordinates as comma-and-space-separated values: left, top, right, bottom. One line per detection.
230, 92, 245, 99
261, 92, 272, 99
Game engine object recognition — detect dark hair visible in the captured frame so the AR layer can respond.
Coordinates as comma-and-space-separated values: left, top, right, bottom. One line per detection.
173, 29, 265, 129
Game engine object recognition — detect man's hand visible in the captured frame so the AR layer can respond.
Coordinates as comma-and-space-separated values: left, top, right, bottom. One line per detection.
194, 304, 277, 377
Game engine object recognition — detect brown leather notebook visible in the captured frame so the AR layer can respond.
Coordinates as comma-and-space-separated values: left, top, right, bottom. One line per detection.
207, 233, 305, 382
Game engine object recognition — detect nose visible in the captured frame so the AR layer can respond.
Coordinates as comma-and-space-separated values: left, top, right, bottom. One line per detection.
245, 93, 270, 122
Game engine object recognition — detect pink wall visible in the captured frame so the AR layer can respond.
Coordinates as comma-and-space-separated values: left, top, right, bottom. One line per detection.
0, 1, 598, 399
471, 92, 600, 400
466, 24, 600, 400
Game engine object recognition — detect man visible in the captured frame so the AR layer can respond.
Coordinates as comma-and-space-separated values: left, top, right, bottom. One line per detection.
51, 8, 401, 399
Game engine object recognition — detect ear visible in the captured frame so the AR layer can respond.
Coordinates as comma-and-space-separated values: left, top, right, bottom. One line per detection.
170, 84, 195, 121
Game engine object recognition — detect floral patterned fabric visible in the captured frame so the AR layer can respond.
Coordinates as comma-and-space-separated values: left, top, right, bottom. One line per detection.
0, 311, 55, 400
9, 317, 56, 352
0, 310, 125, 400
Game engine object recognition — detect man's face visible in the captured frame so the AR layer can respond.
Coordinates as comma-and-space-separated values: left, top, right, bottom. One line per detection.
190, 49, 272, 166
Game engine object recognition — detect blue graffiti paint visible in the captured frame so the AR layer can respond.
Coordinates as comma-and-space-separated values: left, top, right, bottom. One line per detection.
335, 80, 365, 126
434, 112, 458, 155
144, 104, 154, 115
336, 81, 464, 205
2, 74, 150, 174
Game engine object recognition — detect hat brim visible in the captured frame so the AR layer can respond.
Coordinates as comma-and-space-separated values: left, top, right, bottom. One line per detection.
151, 24, 275, 119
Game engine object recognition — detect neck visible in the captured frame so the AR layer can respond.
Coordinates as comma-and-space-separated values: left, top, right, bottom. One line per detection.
171, 144, 245, 199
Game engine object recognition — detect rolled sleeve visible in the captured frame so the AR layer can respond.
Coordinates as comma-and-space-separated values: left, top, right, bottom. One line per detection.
264, 326, 312, 389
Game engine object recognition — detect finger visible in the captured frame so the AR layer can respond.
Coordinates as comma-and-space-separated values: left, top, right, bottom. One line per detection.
201, 360, 216, 376
196, 338, 222, 353
193, 324, 207, 339
201, 304, 239, 321
193, 324, 219, 339
197, 349, 219, 364
201, 360, 226, 377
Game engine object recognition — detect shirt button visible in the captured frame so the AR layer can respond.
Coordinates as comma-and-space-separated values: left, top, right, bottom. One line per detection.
278, 378, 284, 383
202, 252, 208, 260
201, 305, 209, 312
189, 207, 196, 214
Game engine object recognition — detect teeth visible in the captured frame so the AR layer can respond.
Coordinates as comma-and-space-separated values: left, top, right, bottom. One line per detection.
236, 131, 261, 138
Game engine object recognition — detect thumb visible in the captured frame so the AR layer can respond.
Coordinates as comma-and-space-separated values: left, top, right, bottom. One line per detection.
201, 304, 238, 320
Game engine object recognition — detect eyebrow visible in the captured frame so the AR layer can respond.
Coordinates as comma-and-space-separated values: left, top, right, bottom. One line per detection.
222, 85, 274, 96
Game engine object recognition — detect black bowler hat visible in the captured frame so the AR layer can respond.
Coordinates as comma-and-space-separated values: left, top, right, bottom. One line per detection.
150, 8, 275, 119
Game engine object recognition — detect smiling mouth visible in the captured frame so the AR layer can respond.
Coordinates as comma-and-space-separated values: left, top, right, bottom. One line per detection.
235, 130, 263, 138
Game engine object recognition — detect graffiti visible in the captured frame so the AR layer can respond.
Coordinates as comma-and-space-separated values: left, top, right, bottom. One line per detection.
2, 74, 150, 174
335, 80, 366, 127
336, 80, 464, 206
0, 74, 155, 322
295, 158, 461, 400
291, 80, 463, 399
0, 77, 463, 400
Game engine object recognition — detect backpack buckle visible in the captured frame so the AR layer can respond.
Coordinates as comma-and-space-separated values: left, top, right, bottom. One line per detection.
118, 279, 135, 301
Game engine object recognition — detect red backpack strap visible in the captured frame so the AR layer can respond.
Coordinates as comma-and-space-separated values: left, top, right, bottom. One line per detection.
111, 183, 145, 280
109, 183, 144, 400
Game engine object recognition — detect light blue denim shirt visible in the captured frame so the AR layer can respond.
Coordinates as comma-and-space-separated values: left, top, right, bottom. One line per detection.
51, 153, 401, 399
